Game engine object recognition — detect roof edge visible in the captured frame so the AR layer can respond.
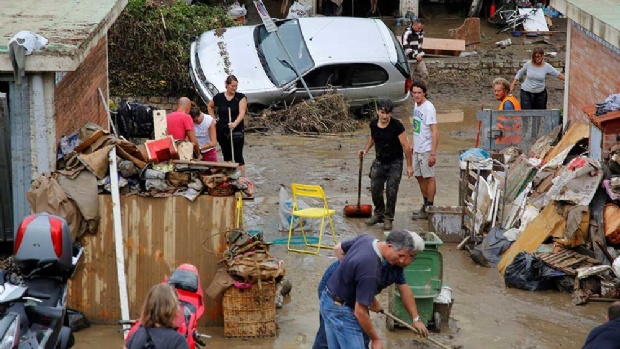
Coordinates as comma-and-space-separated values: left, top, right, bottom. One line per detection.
551, 0, 620, 49
0, 0, 127, 72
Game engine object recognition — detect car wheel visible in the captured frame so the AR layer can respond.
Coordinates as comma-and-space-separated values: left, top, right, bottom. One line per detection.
354, 102, 377, 119
247, 104, 268, 114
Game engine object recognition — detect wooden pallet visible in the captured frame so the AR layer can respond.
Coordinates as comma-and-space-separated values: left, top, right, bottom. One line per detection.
535, 248, 600, 275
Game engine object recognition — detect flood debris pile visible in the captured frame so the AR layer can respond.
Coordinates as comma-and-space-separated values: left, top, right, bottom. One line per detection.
205, 229, 286, 338
27, 122, 251, 240
247, 92, 358, 134
462, 113, 620, 305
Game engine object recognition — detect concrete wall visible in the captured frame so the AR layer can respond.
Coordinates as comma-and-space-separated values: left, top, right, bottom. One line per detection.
565, 22, 620, 125
54, 36, 109, 142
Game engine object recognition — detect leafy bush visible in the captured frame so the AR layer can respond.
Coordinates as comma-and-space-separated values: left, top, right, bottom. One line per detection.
109, 0, 237, 98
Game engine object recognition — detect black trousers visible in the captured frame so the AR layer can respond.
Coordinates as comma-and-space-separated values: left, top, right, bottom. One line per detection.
216, 130, 245, 165
369, 159, 403, 221
520, 88, 548, 110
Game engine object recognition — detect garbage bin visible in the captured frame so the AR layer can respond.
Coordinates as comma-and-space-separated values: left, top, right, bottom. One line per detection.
386, 232, 444, 331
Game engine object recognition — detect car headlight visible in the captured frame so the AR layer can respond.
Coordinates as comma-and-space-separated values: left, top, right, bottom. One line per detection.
0, 313, 20, 349
206, 83, 219, 97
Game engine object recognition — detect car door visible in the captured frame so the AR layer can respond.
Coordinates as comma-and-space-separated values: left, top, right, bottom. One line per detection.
293, 64, 351, 101
342, 63, 389, 107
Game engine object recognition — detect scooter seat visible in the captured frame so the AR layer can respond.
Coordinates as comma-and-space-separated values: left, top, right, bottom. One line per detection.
25, 277, 63, 307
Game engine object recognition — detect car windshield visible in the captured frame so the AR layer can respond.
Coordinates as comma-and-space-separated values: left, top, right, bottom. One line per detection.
255, 19, 314, 87
389, 30, 410, 79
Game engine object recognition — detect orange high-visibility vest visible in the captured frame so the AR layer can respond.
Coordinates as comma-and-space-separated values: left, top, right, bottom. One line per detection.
499, 95, 521, 110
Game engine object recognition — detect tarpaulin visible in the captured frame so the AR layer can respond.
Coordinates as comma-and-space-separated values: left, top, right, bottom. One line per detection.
57, 171, 99, 235
26, 174, 82, 241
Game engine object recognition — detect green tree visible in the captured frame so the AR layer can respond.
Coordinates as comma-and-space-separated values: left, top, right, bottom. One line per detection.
109, 0, 237, 98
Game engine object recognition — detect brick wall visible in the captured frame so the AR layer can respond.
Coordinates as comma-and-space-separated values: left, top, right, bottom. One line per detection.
566, 22, 620, 124
54, 36, 108, 142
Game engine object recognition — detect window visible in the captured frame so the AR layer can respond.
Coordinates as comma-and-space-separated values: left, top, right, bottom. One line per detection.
297, 65, 349, 89
348, 64, 388, 87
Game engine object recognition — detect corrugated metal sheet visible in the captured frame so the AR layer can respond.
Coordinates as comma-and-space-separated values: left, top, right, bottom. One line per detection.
477, 109, 561, 152
68, 194, 235, 325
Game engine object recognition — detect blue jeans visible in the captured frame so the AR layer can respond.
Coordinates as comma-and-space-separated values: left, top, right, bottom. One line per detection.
319, 290, 367, 349
313, 313, 370, 349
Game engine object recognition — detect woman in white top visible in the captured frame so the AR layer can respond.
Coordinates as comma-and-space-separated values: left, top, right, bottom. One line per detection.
190, 105, 218, 162
510, 47, 565, 110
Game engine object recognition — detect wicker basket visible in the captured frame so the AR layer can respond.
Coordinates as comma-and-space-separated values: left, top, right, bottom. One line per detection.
222, 282, 276, 338
207, 184, 235, 197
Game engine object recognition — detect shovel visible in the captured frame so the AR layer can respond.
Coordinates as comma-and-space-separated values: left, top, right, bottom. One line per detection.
343, 156, 372, 218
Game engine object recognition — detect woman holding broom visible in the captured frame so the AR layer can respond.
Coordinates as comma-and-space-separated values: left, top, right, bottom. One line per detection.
208, 74, 247, 177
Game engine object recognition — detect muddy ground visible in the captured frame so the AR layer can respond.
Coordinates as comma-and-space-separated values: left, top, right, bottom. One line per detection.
72, 6, 600, 349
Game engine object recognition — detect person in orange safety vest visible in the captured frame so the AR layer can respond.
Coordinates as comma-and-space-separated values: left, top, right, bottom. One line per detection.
493, 77, 521, 111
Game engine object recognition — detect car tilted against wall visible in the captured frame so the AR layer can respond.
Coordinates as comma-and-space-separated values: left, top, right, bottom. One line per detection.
190, 17, 411, 113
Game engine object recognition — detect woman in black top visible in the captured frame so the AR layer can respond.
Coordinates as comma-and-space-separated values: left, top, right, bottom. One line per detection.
125, 284, 188, 349
207, 75, 248, 177
358, 99, 413, 231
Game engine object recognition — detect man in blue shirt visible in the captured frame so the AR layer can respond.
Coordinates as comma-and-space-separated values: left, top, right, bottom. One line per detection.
317, 231, 428, 349
582, 301, 620, 349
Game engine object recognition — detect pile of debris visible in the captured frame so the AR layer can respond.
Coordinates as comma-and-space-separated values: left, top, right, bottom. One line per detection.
247, 91, 358, 134
28, 122, 249, 240
463, 119, 620, 305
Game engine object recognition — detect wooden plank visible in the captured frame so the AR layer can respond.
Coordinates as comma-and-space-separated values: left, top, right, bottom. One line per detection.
153, 110, 167, 140
173, 159, 239, 168
422, 38, 466, 56
68, 195, 235, 325
498, 203, 564, 274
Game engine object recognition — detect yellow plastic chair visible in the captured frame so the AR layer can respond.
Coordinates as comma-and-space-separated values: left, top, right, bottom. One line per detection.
287, 183, 337, 254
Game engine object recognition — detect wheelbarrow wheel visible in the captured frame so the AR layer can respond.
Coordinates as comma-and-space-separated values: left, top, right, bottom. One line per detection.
433, 311, 442, 333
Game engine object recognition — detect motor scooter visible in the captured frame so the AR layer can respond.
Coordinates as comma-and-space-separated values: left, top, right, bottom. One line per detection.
0, 213, 83, 349
122, 263, 210, 349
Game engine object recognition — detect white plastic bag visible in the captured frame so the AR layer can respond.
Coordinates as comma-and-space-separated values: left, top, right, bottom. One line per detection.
286, 1, 312, 19
8, 31, 48, 55
227, 2, 247, 17
278, 186, 318, 231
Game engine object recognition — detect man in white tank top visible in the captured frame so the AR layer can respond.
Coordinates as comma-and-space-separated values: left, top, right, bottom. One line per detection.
190, 105, 218, 162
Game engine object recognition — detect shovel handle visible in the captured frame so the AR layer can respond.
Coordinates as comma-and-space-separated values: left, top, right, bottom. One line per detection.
380, 310, 452, 349
357, 156, 363, 207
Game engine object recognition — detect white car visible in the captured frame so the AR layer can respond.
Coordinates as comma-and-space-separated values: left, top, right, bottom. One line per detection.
189, 17, 412, 113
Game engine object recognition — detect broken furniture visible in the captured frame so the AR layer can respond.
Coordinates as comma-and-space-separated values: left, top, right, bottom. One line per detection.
422, 38, 465, 57
286, 183, 338, 254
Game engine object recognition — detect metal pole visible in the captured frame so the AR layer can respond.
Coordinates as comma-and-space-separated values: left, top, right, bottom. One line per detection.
228, 107, 235, 163
274, 31, 314, 99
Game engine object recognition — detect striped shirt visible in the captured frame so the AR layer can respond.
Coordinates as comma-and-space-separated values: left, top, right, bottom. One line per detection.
402, 27, 424, 59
